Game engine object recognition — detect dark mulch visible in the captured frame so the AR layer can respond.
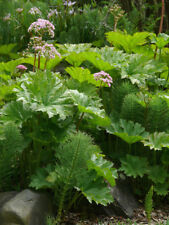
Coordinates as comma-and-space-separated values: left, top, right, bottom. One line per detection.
62, 205, 169, 225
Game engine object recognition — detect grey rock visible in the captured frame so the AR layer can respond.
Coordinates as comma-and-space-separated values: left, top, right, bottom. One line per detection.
104, 178, 139, 218
0, 191, 18, 209
0, 189, 53, 225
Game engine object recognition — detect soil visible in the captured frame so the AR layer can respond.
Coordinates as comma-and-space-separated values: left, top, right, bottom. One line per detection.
62, 205, 169, 225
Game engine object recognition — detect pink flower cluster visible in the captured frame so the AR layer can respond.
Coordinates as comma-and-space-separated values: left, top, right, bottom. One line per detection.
28, 7, 42, 16
16, 64, 27, 71
63, 0, 76, 7
94, 71, 113, 87
38, 43, 61, 59
3, 13, 11, 21
29, 36, 45, 52
47, 9, 58, 19
16, 8, 23, 13
28, 18, 55, 38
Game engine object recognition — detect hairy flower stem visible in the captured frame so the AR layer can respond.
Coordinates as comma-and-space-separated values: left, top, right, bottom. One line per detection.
55, 138, 81, 224
154, 0, 165, 59
38, 54, 41, 69
76, 112, 84, 132
44, 59, 48, 71
33, 53, 37, 72
113, 19, 117, 31
159, 0, 165, 34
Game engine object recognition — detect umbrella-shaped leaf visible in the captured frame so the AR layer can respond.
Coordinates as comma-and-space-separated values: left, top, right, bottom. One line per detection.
142, 132, 169, 150
148, 165, 168, 184
15, 70, 73, 119
65, 67, 100, 86
120, 154, 149, 178
69, 89, 105, 118
154, 182, 169, 196
87, 153, 117, 186
107, 119, 148, 144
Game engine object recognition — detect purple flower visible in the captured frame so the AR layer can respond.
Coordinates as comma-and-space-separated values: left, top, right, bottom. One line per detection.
16, 64, 27, 71
28, 19, 55, 38
94, 71, 113, 87
63, 0, 76, 7
40, 43, 61, 59
47, 9, 58, 19
3, 13, 11, 21
16, 8, 23, 13
28, 7, 42, 16
69, 9, 74, 15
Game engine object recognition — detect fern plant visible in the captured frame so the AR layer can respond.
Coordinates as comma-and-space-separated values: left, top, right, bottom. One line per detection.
146, 96, 169, 132
106, 81, 138, 117
30, 132, 117, 224
145, 185, 153, 225
0, 122, 27, 190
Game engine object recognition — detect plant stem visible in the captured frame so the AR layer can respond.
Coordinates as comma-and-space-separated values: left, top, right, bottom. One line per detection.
159, 0, 165, 34
55, 184, 68, 224
154, 0, 165, 59
38, 54, 41, 70
44, 59, 48, 71
66, 191, 81, 212
33, 53, 37, 72
76, 112, 84, 132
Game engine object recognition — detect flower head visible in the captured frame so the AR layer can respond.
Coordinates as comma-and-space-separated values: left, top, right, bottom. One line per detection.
28, 7, 42, 16
28, 36, 45, 52
63, 0, 76, 7
16, 8, 23, 13
28, 18, 55, 38
16, 64, 27, 71
40, 43, 61, 59
47, 9, 58, 19
94, 71, 113, 87
3, 13, 11, 21
69, 9, 74, 15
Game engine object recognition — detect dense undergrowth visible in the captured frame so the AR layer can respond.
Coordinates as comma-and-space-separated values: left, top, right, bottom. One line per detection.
0, 0, 169, 224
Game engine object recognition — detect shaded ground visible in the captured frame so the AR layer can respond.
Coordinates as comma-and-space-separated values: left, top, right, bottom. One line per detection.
62, 205, 169, 225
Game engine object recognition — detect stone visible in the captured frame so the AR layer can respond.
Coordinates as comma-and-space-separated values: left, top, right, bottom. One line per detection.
103, 178, 139, 218
0, 189, 53, 225
0, 191, 18, 208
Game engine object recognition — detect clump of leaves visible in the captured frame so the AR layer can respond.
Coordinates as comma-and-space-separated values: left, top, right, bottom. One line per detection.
30, 132, 117, 224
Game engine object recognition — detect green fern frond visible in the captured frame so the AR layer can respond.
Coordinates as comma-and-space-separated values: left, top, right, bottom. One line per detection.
146, 97, 169, 132
30, 132, 116, 223
111, 81, 138, 116
145, 185, 153, 224
121, 93, 145, 125
0, 123, 27, 190
2, 122, 27, 153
